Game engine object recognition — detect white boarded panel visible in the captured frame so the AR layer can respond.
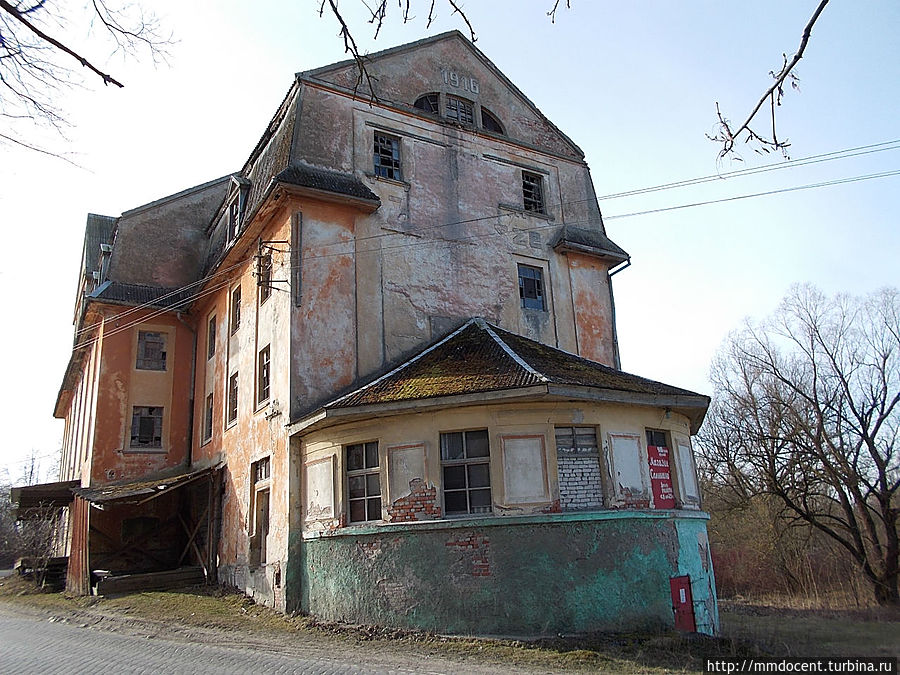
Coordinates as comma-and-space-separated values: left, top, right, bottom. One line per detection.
388, 443, 426, 501
609, 433, 645, 499
677, 442, 700, 502
501, 435, 549, 504
305, 456, 334, 520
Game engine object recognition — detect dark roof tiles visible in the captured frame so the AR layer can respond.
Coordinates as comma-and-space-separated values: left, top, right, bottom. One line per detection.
275, 163, 379, 203
327, 319, 703, 409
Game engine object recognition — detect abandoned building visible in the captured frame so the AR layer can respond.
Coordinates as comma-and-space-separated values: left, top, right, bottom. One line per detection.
17, 31, 717, 635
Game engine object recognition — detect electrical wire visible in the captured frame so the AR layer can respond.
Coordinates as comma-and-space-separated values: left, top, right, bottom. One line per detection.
69, 140, 900, 350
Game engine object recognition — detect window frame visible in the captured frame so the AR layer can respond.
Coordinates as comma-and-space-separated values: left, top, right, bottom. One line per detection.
480, 107, 504, 134
440, 429, 492, 517
257, 345, 271, 407
373, 132, 402, 181
206, 315, 216, 360
230, 285, 241, 334
346, 441, 382, 524
445, 94, 475, 124
130, 405, 163, 449
258, 251, 273, 304
227, 197, 240, 241
249, 456, 271, 567
522, 171, 545, 213
135, 330, 167, 371
226, 371, 239, 426
517, 263, 546, 311
413, 93, 440, 114
203, 393, 214, 443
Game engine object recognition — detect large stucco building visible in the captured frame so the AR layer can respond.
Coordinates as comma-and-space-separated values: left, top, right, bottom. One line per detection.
29, 32, 717, 635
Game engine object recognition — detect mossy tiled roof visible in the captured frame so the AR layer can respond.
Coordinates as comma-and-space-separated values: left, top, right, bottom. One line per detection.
327, 319, 703, 409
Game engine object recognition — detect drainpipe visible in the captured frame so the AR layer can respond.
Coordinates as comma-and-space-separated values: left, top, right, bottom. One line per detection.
607, 258, 631, 371
176, 312, 197, 468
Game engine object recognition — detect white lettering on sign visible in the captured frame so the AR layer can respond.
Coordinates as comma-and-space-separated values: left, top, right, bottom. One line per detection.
679, 588, 686, 603
441, 69, 479, 94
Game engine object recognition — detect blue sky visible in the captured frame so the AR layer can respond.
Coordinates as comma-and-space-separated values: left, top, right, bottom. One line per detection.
1, 1, 898, 482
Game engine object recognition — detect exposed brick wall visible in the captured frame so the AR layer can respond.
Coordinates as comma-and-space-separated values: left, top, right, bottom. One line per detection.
557, 454, 604, 511
445, 532, 491, 577
387, 479, 441, 522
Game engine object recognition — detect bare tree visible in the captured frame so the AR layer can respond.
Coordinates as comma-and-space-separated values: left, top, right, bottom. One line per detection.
318, 1, 830, 160
0, 0, 170, 157
698, 285, 900, 605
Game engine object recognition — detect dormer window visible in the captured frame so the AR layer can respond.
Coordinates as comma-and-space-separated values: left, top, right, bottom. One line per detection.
445, 95, 474, 124
227, 197, 240, 241
413, 93, 439, 114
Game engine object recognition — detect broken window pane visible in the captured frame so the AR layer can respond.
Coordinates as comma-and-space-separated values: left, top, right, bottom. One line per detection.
522, 171, 544, 213
130, 406, 163, 449
445, 95, 474, 124
373, 132, 401, 180
480, 107, 504, 134
136, 331, 167, 371
413, 93, 440, 114
518, 264, 545, 311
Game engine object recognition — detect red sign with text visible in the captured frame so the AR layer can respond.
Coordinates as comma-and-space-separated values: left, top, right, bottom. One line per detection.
648, 444, 676, 509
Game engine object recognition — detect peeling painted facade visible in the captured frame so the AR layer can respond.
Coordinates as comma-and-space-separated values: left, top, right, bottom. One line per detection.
49, 31, 717, 635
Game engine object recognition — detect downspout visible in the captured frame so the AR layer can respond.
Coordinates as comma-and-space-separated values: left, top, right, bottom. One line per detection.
607, 258, 631, 371
176, 312, 197, 468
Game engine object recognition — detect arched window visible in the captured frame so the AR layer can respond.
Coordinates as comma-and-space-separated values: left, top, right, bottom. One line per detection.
480, 107, 504, 134
413, 93, 440, 114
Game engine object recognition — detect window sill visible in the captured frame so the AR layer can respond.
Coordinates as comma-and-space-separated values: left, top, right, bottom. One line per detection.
498, 203, 554, 221
124, 447, 167, 455
364, 173, 410, 189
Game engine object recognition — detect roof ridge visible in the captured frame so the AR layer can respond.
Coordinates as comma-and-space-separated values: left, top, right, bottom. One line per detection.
477, 319, 549, 383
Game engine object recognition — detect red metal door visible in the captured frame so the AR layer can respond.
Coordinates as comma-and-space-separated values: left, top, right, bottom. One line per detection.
670, 575, 696, 632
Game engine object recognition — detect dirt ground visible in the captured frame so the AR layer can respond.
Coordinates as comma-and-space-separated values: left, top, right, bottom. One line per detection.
0, 574, 897, 674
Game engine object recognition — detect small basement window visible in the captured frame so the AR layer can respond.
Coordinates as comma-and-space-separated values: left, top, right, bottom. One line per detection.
413, 93, 440, 114
518, 263, 545, 311
445, 95, 474, 124
373, 132, 401, 180
522, 171, 545, 213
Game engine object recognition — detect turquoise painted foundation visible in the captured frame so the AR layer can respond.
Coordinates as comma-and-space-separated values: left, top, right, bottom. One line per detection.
288, 511, 717, 636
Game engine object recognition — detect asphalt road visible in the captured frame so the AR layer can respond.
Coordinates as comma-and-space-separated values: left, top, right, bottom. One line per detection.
0, 603, 516, 675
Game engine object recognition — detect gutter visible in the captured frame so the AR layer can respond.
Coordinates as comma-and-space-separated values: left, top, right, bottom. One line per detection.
607, 258, 631, 370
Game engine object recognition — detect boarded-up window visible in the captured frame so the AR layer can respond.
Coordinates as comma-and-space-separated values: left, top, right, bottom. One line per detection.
136, 331, 166, 370
305, 457, 334, 520
501, 435, 549, 504
388, 443, 426, 502
608, 432, 646, 504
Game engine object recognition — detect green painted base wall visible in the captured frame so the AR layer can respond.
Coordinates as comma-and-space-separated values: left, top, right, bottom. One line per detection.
289, 512, 718, 636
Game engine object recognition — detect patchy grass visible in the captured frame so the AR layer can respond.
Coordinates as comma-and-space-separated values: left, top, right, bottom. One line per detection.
1, 575, 897, 673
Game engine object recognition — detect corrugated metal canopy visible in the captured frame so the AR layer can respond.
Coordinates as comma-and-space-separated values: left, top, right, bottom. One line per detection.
72, 465, 220, 506
10, 480, 79, 511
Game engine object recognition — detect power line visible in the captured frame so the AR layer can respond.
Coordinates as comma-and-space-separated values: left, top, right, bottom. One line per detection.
604, 169, 900, 221
70, 141, 900, 349
595, 139, 900, 201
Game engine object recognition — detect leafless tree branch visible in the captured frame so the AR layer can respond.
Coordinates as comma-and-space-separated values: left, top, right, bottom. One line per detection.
709, 0, 830, 160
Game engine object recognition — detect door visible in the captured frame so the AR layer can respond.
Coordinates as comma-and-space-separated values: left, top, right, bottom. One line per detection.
670, 575, 696, 631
